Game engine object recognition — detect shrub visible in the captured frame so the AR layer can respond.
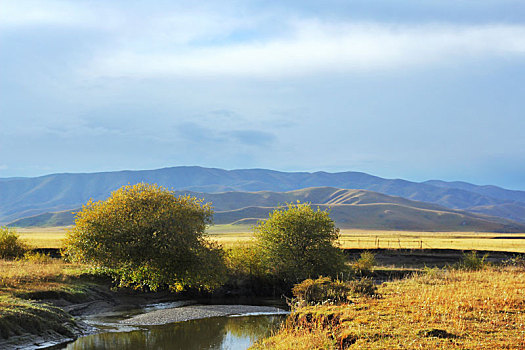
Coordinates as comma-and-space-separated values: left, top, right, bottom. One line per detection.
255, 203, 347, 284
292, 276, 377, 306
225, 245, 266, 278
0, 227, 27, 259
455, 251, 489, 270
503, 255, 525, 268
347, 277, 377, 297
64, 183, 227, 292
351, 251, 376, 276
22, 251, 53, 264
292, 276, 350, 305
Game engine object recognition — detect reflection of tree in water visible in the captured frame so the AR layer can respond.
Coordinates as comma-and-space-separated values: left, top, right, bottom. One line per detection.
224, 315, 283, 342
66, 315, 285, 350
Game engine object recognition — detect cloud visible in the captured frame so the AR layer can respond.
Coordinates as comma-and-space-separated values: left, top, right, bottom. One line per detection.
176, 122, 276, 148
0, 0, 101, 28
5, 2, 524, 78
87, 21, 525, 78
228, 130, 276, 146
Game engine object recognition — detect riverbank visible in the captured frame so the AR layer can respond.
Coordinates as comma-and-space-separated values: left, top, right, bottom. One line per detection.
252, 264, 525, 349
0, 257, 289, 349
1, 250, 523, 349
0, 258, 189, 349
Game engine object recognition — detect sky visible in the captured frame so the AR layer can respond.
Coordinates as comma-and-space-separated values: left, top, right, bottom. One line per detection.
1, 0, 525, 189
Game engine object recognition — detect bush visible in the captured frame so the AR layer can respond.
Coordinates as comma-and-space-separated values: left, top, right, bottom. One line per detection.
292, 276, 377, 306
351, 251, 376, 276
347, 277, 377, 297
223, 245, 279, 295
255, 203, 347, 284
64, 183, 226, 292
455, 251, 489, 270
503, 255, 525, 268
225, 245, 266, 278
292, 276, 349, 305
0, 227, 27, 259
22, 251, 53, 264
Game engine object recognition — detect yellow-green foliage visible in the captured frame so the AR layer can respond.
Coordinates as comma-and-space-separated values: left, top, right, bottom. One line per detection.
255, 203, 346, 284
64, 183, 226, 292
0, 227, 27, 259
454, 250, 489, 270
22, 251, 54, 264
225, 244, 266, 278
350, 251, 376, 276
253, 266, 525, 349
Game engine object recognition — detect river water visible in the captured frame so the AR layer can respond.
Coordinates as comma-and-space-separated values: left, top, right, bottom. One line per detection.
59, 301, 287, 350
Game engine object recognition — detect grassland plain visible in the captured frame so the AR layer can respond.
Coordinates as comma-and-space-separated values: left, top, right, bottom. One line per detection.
16, 225, 525, 253
252, 265, 525, 349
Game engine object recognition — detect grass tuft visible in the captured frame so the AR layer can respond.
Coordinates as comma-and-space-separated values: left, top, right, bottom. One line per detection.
454, 251, 489, 270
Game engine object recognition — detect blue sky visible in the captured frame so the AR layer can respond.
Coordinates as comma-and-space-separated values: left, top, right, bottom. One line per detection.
1, 0, 525, 189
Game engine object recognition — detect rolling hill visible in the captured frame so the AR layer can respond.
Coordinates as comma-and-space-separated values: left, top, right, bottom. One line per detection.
1, 166, 524, 225
8, 187, 525, 232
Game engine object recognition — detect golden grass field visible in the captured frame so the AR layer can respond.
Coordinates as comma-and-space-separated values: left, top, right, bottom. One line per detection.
16, 225, 525, 253
0, 258, 85, 294
16, 227, 70, 249
253, 265, 525, 349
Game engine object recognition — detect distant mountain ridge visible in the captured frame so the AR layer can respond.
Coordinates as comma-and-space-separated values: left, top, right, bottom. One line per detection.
0, 166, 524, 227
8, 187, 525, 232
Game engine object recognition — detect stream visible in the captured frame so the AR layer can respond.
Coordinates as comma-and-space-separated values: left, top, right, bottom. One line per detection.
58, 301, 288, 350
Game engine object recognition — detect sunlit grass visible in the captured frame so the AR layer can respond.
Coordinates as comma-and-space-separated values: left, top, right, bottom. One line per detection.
206, 224, 253, 234
253, 265, 525, 349
0, 258, 88, 295
16, 227, 69, 249
338, 229, 525, 253
14, 226, 525, 252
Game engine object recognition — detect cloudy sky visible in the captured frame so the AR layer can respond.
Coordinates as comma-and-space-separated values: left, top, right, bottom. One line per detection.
1, 0, 525, 189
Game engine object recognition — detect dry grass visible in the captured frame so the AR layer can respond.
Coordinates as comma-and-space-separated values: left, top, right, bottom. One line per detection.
206, 224, 253, 234
253, 266, 525, 349
0, 258, 87, 295
15, 226, 525, 252
16, 227, 69, 249
15, 225, 256, 249
0, 258, 91, 340
338, 229, 525, 252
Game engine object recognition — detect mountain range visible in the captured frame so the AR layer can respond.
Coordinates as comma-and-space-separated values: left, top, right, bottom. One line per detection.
1, 166, 525, 231
8, 187, 524, 232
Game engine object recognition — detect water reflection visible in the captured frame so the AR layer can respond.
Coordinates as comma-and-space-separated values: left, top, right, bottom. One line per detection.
62, 315, 284, 350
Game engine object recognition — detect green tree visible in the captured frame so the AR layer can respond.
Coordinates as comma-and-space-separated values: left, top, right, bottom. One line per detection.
0, 226, 27, 259
64, 183, 226, 291
255, 202, 346, 284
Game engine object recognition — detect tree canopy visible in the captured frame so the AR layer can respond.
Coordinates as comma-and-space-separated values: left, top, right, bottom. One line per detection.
64, 183, 225, 291
255, 202, 346, 283
0, 226, 27, 259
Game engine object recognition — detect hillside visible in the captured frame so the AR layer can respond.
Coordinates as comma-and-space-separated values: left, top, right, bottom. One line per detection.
9, 187, 525, 232
1, 166, 524, 224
